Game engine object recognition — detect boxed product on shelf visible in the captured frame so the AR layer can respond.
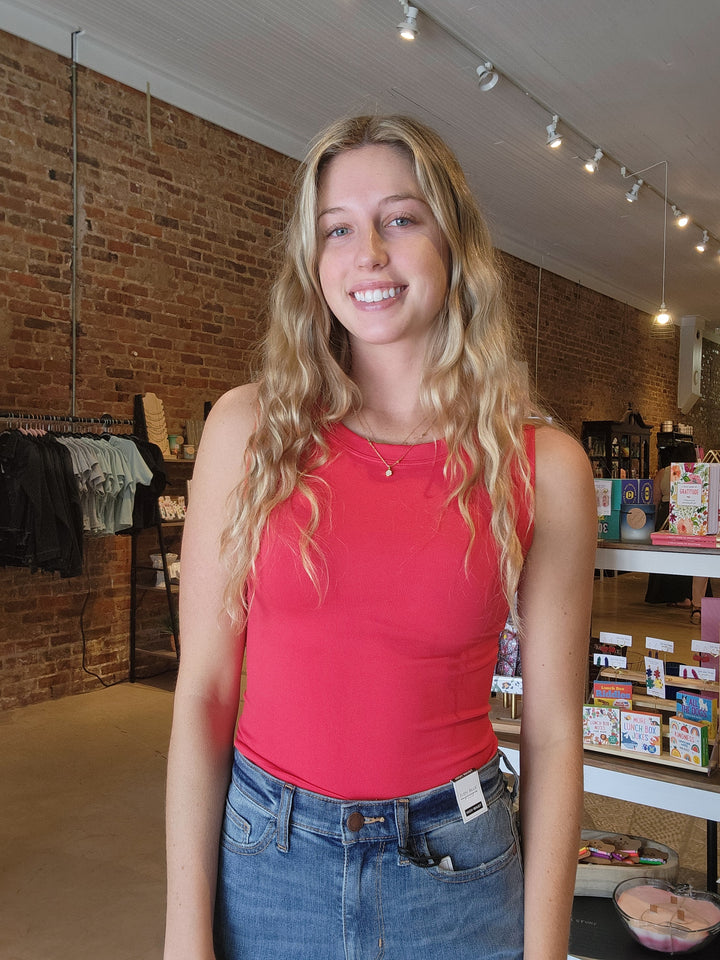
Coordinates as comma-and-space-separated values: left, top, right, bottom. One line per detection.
594, 478, 621, 540
668, 461, 720, 536
620, 478, 653, 505
620, 503, 655, 544
592, 680, 633, 708
582, 705, 621, 747
620, 710, 662, 756
668, 715, 711, 766
676, 690, 718, 741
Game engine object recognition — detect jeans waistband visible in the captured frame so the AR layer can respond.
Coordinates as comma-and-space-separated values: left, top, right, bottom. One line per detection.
230, 750, 517, 847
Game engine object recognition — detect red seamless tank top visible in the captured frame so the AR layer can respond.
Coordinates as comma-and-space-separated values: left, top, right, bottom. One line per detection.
235, 423, 534, 799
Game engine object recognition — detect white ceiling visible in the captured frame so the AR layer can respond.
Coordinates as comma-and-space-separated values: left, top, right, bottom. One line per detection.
3, 0, 720, 324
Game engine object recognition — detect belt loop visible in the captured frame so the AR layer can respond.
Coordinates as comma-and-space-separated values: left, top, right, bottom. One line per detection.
394, 798, 410, 862
497, 748, 520, 802
276, 782, 295, 853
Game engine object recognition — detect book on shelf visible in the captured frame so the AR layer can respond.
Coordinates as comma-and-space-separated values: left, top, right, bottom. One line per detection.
668, 715, 710, 766
650, 532, 720, 548
582, 706, 620, 747
620, 710, 662, 756
676, 690, 718, 741
592, 680, 633, 709
668, 461, 720, 536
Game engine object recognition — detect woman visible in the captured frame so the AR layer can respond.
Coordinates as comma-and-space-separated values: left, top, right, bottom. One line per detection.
164, 115, 596, 960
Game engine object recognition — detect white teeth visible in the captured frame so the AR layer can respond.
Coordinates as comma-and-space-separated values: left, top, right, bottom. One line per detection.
353, 286, 398, 303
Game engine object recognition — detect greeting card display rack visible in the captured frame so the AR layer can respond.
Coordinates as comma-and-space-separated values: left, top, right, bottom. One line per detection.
590, 542, 720, 776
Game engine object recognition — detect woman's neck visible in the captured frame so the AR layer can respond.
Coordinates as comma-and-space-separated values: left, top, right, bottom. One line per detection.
346, 342, 438, 443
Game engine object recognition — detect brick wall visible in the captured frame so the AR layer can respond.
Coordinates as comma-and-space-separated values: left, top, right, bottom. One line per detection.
1, 30, 718, 708
506, 256, 685, 444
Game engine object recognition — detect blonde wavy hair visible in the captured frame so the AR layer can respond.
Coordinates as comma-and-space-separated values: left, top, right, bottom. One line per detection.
220, 114, 535, 623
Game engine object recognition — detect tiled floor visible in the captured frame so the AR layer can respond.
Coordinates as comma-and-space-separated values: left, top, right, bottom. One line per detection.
0, 573, 716, 960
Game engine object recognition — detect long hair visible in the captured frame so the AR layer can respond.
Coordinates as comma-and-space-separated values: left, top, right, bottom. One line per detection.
220, 115, 535, 622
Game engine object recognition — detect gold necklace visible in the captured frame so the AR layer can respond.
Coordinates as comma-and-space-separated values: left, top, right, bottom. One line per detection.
355, 409, 433, 477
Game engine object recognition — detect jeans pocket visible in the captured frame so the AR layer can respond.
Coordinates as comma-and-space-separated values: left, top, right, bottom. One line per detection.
412, 791, 519, 883
220, 783, 276, 855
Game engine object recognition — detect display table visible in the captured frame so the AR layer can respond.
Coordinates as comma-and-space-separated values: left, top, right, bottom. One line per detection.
596, 540, 720, 577
568, 896, 720, 959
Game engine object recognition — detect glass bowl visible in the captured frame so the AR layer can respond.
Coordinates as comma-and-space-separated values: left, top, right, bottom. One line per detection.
613, 877, 720, 954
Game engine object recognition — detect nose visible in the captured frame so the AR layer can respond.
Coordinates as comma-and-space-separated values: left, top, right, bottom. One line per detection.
356, 225, 388, 269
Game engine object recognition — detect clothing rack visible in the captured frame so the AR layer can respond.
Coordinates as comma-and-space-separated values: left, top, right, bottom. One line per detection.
0, 411, 134, 427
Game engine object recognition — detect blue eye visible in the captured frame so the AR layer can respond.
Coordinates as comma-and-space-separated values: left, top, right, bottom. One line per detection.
389, 216, 412, 227
326, 226, 350, 238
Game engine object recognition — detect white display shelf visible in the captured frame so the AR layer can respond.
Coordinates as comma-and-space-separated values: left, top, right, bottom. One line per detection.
593, 542, 719, 777
596, 540, 720, 577
498, 541, 720, 893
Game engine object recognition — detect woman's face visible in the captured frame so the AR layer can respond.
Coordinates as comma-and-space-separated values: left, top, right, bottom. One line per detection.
316, 143, 450, 357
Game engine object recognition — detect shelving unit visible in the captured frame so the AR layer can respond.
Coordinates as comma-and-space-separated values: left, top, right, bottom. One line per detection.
128, 457, 193, 681
582, 414, 651, 480
129, 519, 182, 681
656, 429, 695, 457
493, 541, 720, 891
591, 542, 719, 776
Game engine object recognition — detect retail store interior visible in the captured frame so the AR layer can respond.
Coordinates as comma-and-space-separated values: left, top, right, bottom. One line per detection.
2, 2, 720, 958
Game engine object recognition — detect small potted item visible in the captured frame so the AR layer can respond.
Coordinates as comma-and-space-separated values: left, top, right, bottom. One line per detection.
613, 877, 720, 954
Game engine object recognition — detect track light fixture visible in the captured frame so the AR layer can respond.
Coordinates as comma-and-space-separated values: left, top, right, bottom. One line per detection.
671, 205, 689, 227
476, 61, 499, 91
696, 230, 709, 253
397, 3, 419, 40
545, 115, 562, 148
625, 178, 643, 203
583, 148, 604, 173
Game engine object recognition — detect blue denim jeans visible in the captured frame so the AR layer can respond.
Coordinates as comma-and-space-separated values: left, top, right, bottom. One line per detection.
214, 750, 524, 959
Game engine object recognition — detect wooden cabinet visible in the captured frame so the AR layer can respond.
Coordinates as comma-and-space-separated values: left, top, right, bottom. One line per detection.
582, 412, 651, 479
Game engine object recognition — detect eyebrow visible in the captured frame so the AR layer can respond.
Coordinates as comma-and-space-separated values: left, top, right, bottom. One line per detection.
317, 193, 428, 220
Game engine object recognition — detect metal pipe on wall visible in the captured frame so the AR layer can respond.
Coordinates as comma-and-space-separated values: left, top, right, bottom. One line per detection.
70, 29, 82, 417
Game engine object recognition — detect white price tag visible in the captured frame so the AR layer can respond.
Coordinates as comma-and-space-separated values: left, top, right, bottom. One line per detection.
646, 636, 675, 653
679, 665, 717, 682
599, 631, 632, 648
593, 654, 627, 669
692, 639, 720, 656
452, 770, 488, 823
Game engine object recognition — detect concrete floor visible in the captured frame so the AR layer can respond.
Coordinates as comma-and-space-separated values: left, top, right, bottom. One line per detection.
0, 674, 174, 960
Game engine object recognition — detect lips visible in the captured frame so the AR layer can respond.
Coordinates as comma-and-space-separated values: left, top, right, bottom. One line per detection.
351, 285, 405, 303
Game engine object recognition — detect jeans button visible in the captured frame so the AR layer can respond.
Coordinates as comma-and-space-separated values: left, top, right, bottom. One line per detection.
347, 812, 364, 832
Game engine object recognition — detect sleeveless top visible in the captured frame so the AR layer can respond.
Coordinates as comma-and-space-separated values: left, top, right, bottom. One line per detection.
235, 423, 535, 800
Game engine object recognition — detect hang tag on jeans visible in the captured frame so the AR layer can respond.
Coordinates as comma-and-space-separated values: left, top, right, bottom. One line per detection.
452, 769, 488, 823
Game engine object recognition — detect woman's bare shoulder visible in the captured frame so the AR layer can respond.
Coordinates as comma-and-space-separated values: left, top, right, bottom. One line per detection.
201, 382, 259, 444
531, 421, 595, 529
533, 421, 590, 479
192, 383, 260, 477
